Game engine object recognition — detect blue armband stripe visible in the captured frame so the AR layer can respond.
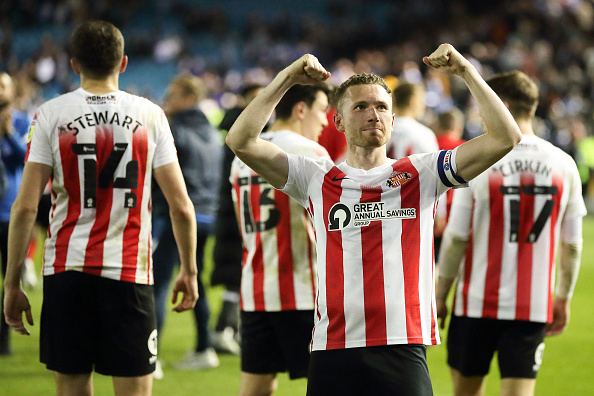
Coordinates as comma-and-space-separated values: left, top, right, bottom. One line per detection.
437, 150, 455, 187
451, 167, 467, 185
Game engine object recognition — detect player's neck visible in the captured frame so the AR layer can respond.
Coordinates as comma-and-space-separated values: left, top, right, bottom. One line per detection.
394, 108, 416, 119
79, 74, 119, 95
516, 118, 535, 136
345, 146, 388, 170
268, 119, 301, 135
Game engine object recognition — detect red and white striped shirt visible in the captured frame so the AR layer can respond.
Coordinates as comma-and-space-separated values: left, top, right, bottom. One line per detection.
282, 148, 465, 351
231, 130, 330, 312
26, 88, 177, 285
447, 135, 586, 323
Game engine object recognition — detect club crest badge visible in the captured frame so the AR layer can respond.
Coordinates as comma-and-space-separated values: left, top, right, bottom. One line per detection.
386, 172, 412, 188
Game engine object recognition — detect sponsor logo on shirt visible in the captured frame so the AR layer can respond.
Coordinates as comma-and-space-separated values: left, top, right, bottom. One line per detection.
332, 175, 349, 182
27, 114, 37, 143
28, 124, 35, 142
328, 202, 416, 230
443, 150, 452, 171
386, 171, 412, 188
85, 94, 117, 105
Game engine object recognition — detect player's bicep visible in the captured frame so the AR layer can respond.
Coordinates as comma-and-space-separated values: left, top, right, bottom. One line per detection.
153, 161, 192, 212
232, 138, 289, 189
16, 162, 52, 209
455, 133, 513, 182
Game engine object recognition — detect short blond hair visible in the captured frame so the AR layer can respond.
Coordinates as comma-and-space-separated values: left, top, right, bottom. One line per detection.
170, 75, 207, 105
334, 73, 392, 113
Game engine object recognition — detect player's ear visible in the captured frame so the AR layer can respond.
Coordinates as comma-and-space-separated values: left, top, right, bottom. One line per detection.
334, 112, 345, 133
70, 58, 80, 75
119, 56, 128, 73
293, 101, 307, 120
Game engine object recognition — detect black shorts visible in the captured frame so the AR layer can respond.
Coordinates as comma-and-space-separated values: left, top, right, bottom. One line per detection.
36, 193, 52, 228
307, 344, 433, 396
447, 315, 546, 379
40, 271, 157, 377
240, 310, 313, 379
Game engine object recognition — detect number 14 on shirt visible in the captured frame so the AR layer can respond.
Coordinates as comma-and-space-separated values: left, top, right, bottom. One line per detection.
72, 142, 139, 209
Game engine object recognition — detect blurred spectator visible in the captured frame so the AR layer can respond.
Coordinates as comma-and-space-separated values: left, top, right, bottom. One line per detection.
1, 0, 593, 210
152, 75, 223, 376
317, 87, 347, 163
210, 83, 264, 355
433, 108, 467, 258
435, 107, 466, 151
0, 71, 30, 356
386, 82, 438, 159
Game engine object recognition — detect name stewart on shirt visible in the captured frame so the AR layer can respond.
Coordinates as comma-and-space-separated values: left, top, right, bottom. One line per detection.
58, 110, 143, 135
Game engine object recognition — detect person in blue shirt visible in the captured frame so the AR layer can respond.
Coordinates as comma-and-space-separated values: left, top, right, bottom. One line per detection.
0, 71, 30, 355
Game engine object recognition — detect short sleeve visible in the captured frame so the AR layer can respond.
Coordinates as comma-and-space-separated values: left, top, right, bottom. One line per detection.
292, 142, 331, 161
444, 185, 474, 239
26, 108, 53, 166
409, 148, 468, 198
152, 107, 178, 169
280, 153, 322, 208
563, 158, 587, 221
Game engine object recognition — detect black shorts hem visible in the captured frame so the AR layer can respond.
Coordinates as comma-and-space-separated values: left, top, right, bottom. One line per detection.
240, 310, 313, 379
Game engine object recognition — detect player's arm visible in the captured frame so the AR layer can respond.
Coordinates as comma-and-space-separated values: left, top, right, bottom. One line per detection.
436, 233, 468, 329
4, 162, 52, 335
423, 44, 522, 182
435, 188, 473, 329
153, 161, 199, 312
546, 217, 583, 336
225, 54, 330, 189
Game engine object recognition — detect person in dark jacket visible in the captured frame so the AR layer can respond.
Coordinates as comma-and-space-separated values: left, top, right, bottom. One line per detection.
152, 75, 222, 376
210, 84, 263, 355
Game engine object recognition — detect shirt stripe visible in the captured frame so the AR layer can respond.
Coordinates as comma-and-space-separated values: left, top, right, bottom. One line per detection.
322, 167, 347, 349
54, 130, 81, 274
84, 126, 113, 277
360, 187, 387, 345
483, 172, 504, 318
515, 173, 535, 320
121, 125, 149, 282
397, 158, 423, 342
275, 190, 297, 310
250, 179, 265, 311
547, 175, 563, 322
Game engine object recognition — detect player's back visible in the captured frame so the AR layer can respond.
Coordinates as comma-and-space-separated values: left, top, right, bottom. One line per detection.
452, 135, 586, 322
386, 117, 438, 159
27, 88, 177, 284
230, 130, 329, 312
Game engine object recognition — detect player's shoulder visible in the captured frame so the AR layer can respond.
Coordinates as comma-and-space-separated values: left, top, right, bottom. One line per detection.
525, 135, 575, 163
393, 117, 431, 132
407, 149, 442, 167
39, 89, 84, 110
265, 130, 330, 159
117, 90, 161, 110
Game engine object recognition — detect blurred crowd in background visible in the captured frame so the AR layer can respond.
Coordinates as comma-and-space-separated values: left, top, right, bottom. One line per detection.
1, 0, 594, 206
